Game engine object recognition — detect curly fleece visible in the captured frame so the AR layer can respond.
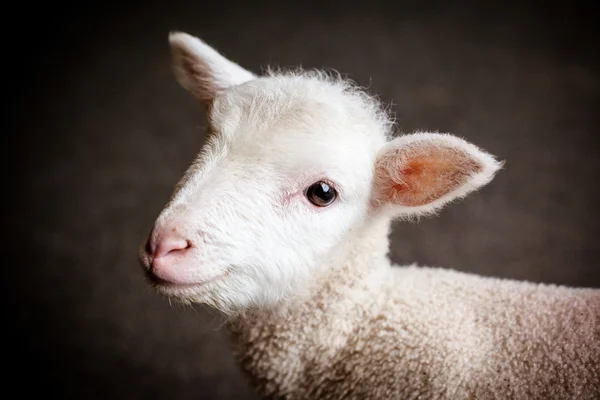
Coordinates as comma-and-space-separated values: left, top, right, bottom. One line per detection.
228, 219, 600, 400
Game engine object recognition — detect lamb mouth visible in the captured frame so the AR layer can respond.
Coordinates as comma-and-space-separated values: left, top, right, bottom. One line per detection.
144, 269, 226, 290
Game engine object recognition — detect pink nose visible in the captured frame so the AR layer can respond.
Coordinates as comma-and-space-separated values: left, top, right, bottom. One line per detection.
146, 230, 191, 261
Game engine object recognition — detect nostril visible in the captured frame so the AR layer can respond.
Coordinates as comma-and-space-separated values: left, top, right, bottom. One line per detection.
154, 236, 192, 259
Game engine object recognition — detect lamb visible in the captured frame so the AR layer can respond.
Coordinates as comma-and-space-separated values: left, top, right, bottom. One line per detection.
138, 32, 600, 400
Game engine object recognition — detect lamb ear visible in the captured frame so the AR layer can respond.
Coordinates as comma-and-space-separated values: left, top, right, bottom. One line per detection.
168, 32, 256, 104
372, 132, 503, 217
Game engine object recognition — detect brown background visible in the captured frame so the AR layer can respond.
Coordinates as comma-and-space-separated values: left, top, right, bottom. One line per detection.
8, 1, 599, 399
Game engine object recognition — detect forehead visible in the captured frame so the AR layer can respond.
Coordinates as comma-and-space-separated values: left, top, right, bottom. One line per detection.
207, 75, 383, 169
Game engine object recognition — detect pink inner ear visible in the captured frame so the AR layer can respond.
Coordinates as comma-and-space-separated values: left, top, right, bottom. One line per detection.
179, 52, 219, 103
375, 145, 483, 207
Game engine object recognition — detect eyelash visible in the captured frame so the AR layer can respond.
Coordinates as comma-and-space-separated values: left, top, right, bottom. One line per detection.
310, 178, 337, 192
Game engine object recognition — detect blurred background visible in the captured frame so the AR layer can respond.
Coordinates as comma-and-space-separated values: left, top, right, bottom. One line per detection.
7, 1, 599, 399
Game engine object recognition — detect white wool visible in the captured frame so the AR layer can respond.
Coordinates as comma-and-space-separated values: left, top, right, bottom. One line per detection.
141, 32, 600, 399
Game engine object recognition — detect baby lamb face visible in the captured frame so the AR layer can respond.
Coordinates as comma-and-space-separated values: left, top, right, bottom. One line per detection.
139, 32, 502, 314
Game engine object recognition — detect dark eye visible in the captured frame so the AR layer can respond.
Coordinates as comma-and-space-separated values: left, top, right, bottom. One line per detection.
305, 181, 337, 207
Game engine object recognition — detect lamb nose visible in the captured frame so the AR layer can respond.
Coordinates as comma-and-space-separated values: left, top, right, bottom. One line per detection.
147, 232, 192, 259
155, 236, 191, 258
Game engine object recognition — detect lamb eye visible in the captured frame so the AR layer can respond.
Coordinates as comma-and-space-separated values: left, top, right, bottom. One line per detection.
305, 181, 337, 207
